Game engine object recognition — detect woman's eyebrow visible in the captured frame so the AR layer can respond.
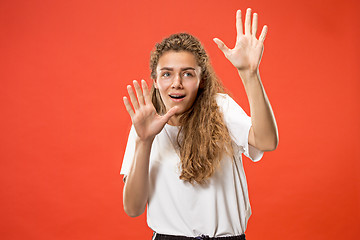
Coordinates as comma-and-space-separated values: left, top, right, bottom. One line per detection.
160, 67, 173, 71
159, 67, 196, 71
181, 67, 196, 71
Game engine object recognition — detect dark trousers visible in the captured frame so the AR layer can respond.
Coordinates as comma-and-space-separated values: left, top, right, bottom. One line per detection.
152, 232, 246, 240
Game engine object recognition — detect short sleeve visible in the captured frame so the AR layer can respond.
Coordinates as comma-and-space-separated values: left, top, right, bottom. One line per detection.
120, 125, 137, 181
216, 93, 264, 162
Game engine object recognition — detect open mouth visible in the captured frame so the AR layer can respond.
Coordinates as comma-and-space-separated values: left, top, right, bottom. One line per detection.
169, 94, 185, 99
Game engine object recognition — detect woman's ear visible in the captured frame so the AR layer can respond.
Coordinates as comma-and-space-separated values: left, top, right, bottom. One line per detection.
199, 78, 205, 89
153, 79, 158, 89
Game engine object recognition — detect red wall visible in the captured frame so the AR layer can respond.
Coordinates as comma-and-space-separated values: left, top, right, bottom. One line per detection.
1, 0, 359, 239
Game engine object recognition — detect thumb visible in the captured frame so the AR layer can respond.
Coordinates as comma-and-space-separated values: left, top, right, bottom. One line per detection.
162, 106, 178, 123
213, 38, 230, 54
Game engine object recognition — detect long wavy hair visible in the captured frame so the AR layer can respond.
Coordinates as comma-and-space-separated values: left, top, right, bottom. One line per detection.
150, 33, 234, 185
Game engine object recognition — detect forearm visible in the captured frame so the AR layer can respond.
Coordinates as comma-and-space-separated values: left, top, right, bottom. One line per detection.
123, 138, 152, 217
239, 70, 278, 151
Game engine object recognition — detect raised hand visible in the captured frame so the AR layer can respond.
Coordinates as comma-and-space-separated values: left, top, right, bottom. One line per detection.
123, 80, 178, 142
213, 8, 268, 74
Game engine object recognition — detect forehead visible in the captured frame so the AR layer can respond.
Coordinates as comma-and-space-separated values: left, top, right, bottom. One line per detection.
157, 51, 199, 70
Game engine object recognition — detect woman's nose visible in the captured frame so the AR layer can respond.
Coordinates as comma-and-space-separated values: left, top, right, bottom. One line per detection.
171, 74, 183, 88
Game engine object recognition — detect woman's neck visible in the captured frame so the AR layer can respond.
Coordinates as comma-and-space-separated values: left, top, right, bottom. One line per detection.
168, 115, 181, 126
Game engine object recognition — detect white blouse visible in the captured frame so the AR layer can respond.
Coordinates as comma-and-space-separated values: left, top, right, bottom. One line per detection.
120, 93, 264, 237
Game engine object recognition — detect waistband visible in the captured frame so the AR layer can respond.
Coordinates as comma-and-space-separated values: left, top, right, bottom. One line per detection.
153, 232, 246, 240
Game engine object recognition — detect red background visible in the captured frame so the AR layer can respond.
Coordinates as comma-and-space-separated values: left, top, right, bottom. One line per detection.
1, 0, 359, 239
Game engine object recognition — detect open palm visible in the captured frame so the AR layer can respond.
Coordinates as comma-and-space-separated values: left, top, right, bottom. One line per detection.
214, 8, 268, 73
123, 80, 178, 142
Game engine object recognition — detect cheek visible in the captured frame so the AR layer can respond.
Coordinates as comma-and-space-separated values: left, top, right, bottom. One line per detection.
156, 81, 169, 98
185, 80, 200, 94
157, 80, 171, 95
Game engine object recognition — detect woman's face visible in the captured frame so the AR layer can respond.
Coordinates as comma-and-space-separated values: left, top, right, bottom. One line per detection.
154, 51, 202, 119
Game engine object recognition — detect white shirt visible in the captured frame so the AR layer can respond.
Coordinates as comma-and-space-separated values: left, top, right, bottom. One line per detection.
120, 93, 264, 237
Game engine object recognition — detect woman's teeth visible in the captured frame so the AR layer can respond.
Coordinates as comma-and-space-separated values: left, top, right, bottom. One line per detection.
169, 95, 185, 99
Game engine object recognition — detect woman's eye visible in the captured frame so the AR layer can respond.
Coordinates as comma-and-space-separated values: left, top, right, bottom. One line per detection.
184, 72, 194, 77
162, 72, 171, 77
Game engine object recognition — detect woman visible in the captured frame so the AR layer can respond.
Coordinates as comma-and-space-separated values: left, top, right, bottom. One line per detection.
121, 8, 278, 240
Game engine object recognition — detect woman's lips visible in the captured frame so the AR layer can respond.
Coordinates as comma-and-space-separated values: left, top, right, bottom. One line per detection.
169, 94, 185, 102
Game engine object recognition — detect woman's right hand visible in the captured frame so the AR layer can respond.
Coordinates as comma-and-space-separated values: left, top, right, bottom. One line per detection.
123, 80, 178, 142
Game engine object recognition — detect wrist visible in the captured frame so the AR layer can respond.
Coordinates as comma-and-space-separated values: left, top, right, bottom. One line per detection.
237, 69, 260, 84
237, 68, 258, 78
135, 136, 154, 147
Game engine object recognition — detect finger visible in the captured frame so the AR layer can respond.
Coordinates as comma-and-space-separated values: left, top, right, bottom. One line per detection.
259, 25, 268, 43
133, 80, 145, 106
213, 38, 230, 55
141, 79, 151, 105
123, 96, 135, 118
245, 8, 251, 36
252, 13, 258, 37
127, 84, 140, 110
236, 10, 243, 40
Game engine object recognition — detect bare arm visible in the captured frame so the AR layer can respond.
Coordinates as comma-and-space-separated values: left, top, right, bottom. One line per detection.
239, 71, 278, 151
122, 80, 177, 217
123, 138, 152, 217
214, 8, 278, 151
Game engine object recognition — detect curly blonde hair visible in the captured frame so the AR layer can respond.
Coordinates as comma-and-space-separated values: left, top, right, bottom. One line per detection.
150, 33, 234, 185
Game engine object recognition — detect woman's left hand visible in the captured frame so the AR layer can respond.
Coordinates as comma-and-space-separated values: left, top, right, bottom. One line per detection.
214, 8, 268, 74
